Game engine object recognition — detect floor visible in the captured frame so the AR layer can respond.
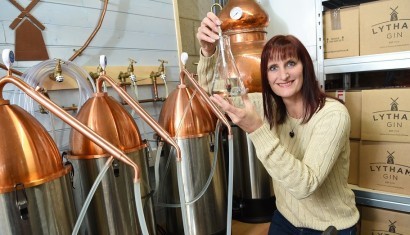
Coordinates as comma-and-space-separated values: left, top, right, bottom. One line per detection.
232, 220, 270, 235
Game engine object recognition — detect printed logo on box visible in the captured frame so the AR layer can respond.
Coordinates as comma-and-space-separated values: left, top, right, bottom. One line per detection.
367, 219, 401, 234
371, 6, 409, 41
369, 151, 410, 186
371, 97, 409, 135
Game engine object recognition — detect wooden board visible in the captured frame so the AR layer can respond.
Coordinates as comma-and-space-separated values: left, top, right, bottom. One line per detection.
41, 65, 165, 90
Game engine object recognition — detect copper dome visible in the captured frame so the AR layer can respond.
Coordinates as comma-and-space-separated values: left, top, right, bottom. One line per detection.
219, 0, 269, 34
159, 84, 217, 139
70, 92, 144, 159
217, 0, 270, 93
0, 100, 70, 193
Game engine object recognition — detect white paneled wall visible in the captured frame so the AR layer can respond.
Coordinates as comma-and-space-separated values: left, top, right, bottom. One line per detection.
0, 0, 180, 150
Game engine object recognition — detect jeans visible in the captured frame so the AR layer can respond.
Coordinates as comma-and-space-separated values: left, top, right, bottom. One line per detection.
268, 210, 357, 235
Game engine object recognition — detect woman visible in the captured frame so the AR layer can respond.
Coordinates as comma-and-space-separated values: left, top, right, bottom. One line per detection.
197, 12, 359, 235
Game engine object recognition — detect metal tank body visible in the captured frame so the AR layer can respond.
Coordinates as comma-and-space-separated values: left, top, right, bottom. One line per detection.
0, 100, 76, 234
218, 0, 276, 222
158, 83, 227, 235
69, 93, 156, 235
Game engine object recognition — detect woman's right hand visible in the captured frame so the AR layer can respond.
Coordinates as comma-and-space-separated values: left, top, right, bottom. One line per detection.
196, 12, 221, 57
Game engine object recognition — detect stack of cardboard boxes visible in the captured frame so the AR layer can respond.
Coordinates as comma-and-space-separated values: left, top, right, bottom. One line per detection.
324, 1, 410, 233
327, 89, 410, 234
323, 0, 410, 59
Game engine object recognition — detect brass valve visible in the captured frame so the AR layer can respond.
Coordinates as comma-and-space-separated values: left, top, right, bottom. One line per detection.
89, 64, 102, 83
49, 59, 65, 82
150, 59, 168, 79
118, 58, 137, 83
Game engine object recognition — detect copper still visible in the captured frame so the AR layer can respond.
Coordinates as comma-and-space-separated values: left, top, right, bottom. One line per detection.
0, 99, 76, 234
219, 0, 269, 93
69, 91, 156, 234
218, 0, 276, 222
158, 73, 228, 235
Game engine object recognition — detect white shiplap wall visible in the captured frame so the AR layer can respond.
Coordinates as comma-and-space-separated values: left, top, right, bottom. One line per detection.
0, 0, 181, 150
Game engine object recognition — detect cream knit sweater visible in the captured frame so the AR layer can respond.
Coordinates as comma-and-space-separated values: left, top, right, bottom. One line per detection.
197, 51, 359, 231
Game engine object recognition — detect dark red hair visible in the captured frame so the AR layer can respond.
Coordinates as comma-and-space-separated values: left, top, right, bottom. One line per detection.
260, 35, 327, 128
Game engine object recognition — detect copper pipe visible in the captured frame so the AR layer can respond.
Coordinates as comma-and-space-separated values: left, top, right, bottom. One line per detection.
180, 68, 233, 137
0, 62, 23, 76
0, 71, 140, 182
96, 72, 182, 161
68, 0, 108, 62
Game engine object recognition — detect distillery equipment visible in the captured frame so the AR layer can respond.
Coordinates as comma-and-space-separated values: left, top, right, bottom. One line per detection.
69, 55, 182, 235
218, 0, 276, 222
158, 53, 234, 235
7, 58, 95, 151
0, 49, 145, 235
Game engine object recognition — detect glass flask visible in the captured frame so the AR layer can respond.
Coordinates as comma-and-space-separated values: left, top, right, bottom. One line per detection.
211, 34, 246, 98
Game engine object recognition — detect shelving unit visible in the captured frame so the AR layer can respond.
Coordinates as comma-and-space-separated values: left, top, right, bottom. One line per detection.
324, 51, 410, 74
318, 0, 410, 214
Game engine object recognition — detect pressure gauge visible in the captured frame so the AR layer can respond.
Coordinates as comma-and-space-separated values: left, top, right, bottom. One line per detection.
230, 7, 243, 20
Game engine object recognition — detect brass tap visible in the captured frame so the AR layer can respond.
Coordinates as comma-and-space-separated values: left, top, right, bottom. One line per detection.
118, 58, 137, 83
49, 59, 65, 82
150, 59, 168, 79
89, 65, 103, 83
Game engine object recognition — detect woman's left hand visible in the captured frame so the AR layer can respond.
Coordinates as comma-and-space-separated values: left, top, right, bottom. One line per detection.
210, 93, 263, 133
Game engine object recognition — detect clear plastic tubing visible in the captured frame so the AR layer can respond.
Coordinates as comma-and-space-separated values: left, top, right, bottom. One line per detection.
177, 161, 189, 235
226, 136, 234, 235
133, 182, 149, 235
72, 156, 114, 235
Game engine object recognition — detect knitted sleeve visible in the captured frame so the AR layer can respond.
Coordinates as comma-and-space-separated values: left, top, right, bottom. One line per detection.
197, 49, 217, 94
249, 103, 350, 199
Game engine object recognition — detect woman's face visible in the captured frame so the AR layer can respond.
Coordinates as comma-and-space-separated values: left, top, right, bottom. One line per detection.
266, 56, 303, 102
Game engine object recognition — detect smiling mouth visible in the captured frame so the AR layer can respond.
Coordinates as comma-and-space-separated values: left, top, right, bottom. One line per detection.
277, 81, 293, 88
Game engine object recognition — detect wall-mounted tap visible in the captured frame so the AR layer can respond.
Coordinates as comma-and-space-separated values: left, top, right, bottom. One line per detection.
149, 59, 169, 99
118, 58, 137, 83
48, 59, 65, 82
150, 59, 168, 80
89, 64, 102, 83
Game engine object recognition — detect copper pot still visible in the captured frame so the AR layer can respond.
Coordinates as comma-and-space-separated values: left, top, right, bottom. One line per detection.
158, 81, 228, 235
218, 0, 269, 93
0, 100, 76, 234
69, 93, 156, 235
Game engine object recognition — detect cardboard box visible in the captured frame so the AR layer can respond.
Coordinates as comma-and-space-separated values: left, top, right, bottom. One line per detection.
361, 88, 410, 143
323, 6, 359, 59
349, 140, 360, 185
360, 0, 410, 56
326, 90, 362, 139
359, 141, 410, 196
360, 206, 410, 235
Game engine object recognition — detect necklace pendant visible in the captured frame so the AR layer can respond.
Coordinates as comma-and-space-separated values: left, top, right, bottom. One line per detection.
289, 131, 295, 138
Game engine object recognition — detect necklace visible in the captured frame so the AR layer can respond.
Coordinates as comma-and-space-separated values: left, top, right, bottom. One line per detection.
289, 119, 296, 138
287, 112, 301, 138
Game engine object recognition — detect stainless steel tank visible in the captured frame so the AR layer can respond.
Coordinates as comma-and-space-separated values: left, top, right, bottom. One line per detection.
218, 0, 276, 222
158, 80, 227, 235
69, 92, 156, 235
0, 99, 76, 234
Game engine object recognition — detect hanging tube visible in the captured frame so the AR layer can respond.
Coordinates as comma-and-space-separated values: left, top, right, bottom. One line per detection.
179, 68, 234, 235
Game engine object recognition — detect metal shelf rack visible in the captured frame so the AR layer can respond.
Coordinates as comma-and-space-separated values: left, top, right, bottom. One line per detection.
318, 0, 410, 213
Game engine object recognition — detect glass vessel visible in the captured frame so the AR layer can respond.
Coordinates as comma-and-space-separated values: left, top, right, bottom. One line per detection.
211, 34, 245, 97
